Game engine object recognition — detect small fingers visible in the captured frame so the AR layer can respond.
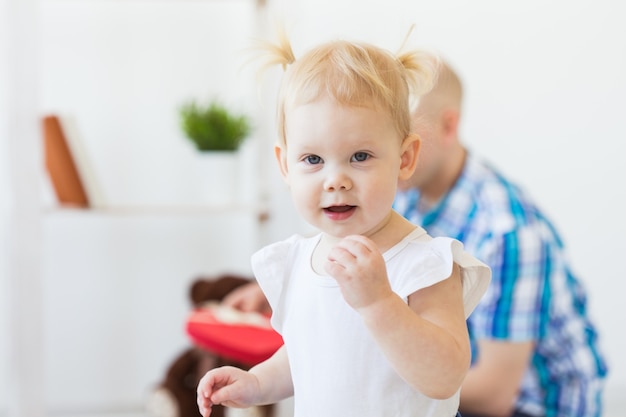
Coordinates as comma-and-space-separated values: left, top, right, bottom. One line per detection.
335, 235, 375, 257
327, 236, 377, 268
327, 245, 352, 265
196, 393, 213, 417
197, 374, 215, 416
324, 256, 344, 277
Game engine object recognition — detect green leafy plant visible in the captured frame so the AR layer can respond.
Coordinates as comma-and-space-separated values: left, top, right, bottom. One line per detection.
179, 100, 251, 151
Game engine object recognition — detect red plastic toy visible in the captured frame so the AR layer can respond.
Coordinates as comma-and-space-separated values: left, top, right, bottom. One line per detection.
186, 303, 283, 366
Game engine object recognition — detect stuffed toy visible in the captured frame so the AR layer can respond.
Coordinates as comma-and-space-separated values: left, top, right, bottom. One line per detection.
147, 274, 278, 417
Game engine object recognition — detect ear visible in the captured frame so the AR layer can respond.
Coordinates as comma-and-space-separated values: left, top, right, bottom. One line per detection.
274, 142, 290, 184
441, 109, 460, 144
398, 133, 420, 181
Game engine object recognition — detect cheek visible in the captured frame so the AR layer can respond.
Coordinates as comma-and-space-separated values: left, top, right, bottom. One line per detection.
365, 170, 398, 205
288, 174, 318, 207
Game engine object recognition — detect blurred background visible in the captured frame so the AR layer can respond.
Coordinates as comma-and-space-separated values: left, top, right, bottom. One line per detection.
1, 0, 625, 416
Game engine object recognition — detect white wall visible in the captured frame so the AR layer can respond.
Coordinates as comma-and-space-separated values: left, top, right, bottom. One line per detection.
2, 0, 268, 414
1, 0, 625, 414
0, 0, 9, 404
38, 0, 262, 208
1, 0, 46, 415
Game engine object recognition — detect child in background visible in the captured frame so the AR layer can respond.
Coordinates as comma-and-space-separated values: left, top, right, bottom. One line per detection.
197, 33, 491, 417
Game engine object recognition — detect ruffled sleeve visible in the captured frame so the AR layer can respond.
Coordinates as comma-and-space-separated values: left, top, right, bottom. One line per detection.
446, 238, 492, 317
392, 234, 491, 318
250, 235, 300, 332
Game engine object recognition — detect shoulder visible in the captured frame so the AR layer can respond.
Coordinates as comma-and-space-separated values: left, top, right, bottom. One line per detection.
251, 233, 317, 273
390, 231, 491, 316
460, 157, 568, 273
251, 234, 320, 326
419, 235, 491, 317
465, 156, 548, 235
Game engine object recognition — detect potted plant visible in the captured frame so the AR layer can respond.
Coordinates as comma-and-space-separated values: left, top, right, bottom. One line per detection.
179, 99, 251, 152
178, 99, 253, 206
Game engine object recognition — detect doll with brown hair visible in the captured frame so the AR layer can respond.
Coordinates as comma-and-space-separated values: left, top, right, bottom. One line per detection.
148, 275, 275, 417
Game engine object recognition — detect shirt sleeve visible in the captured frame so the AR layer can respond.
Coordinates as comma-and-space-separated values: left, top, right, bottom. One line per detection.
448, 239, 493, 318
394, 236, 491, 318
469, 225, 551, 341
250, 235, 299, 333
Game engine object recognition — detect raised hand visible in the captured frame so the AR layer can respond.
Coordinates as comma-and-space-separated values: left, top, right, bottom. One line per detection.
324, 235, 394, 311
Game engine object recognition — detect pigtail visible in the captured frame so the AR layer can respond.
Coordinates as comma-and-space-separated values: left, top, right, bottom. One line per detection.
397, 50, 439, 97
251, 24, 296, 73
395, 25, 440, 98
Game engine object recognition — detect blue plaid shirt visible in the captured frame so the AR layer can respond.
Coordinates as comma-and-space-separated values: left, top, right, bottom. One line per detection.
394, 153, 607, 417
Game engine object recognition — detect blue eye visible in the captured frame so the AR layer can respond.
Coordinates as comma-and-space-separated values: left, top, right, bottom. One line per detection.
305, 155, 322, 165
352, 152, 369, 162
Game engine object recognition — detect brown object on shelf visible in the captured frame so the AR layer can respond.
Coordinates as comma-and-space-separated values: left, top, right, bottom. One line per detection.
42, 115, 89, 208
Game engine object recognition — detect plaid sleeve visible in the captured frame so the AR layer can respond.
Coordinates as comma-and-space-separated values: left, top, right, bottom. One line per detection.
468, 224, 551, 342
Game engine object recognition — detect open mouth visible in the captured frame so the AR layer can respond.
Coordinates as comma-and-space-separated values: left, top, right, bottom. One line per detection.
324, 205, 355, 213
323, 205, 356, 220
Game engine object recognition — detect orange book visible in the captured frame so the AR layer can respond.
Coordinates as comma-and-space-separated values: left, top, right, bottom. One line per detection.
42, 115, 89, 208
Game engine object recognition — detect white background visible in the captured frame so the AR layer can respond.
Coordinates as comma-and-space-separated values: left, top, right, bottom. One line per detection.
1, 0, 625, 415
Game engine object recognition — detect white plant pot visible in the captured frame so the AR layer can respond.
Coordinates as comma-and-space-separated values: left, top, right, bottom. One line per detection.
196, 151, 239, 206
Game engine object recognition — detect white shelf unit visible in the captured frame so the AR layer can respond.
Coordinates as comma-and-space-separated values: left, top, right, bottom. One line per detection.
40, 207, 264, 413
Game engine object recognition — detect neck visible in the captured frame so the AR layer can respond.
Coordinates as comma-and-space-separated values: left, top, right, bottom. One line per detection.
312, 211, 416, 274
421, 146, 467, 205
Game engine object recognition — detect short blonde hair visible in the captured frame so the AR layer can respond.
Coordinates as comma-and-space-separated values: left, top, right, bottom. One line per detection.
260, 32, 438, 145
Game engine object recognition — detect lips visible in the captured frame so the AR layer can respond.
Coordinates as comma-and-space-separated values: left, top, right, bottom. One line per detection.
323, 205, 356, 220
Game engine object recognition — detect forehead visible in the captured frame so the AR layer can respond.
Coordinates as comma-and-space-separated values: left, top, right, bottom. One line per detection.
285, 98, 397, 143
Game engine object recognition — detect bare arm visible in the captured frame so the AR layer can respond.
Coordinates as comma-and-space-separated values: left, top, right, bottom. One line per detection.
359, 265, 470, 399
249, 345, 294, 402
326, 235, 470, 399
459, 339, 533, 417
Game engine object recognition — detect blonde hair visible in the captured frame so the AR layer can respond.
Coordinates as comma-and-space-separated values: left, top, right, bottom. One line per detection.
258, 30, 438, 145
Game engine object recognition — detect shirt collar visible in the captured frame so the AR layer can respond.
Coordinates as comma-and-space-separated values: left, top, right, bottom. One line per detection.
394, 152, 482, 229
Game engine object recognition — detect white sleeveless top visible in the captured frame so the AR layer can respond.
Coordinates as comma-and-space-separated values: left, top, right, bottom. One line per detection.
251, 227, 491, 417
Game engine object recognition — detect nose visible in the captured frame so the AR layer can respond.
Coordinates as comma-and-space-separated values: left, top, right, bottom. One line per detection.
323, 168, 352, 192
